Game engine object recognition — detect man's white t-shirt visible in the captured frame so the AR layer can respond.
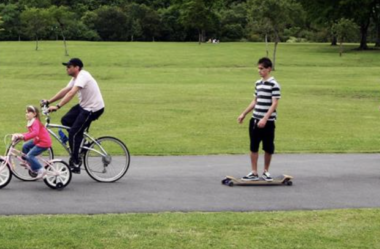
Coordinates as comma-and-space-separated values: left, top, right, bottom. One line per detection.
67, 70, 105, 112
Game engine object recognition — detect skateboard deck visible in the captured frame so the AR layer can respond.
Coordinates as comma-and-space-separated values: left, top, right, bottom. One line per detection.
221, 174, 293, 187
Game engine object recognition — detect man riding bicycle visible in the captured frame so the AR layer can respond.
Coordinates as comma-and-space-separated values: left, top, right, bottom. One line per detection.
43, 58, 105, 173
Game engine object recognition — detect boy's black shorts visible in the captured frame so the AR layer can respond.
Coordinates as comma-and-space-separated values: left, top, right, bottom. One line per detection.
249, 118, 275, 154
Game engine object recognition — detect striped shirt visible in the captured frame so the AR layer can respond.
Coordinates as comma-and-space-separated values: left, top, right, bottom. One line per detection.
253, 77, 281, 121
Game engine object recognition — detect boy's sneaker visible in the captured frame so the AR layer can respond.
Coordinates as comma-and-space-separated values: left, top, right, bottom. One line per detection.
241, 172, 260, 181
36, 168, 47, 179
262, 171, 273, 182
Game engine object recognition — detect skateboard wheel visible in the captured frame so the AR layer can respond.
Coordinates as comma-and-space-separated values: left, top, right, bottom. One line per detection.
228, 181, 234, 187
286, 181, 293, 186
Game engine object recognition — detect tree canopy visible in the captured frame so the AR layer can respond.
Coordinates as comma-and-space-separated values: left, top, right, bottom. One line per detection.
0, 0, 379, 49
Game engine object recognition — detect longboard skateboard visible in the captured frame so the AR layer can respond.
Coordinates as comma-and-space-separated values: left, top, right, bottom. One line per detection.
221, 174, 293, 187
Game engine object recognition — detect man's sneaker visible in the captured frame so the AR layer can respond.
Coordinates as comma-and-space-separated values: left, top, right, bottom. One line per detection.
262, 171, 273, 182
69, 158, 81, 174
36, 168, 47, 179
241, 172, 260, 181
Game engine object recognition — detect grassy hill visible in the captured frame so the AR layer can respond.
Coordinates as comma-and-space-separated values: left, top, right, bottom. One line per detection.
1, 41, 380, 155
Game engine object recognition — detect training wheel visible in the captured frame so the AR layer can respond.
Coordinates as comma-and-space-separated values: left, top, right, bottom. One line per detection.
56, 182, 64, 189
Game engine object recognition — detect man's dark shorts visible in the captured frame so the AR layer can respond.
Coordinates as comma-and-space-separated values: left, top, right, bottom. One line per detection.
249, 118, 275, 154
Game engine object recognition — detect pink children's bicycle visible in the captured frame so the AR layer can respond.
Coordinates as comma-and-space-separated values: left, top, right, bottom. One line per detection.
0, 135, 72, 190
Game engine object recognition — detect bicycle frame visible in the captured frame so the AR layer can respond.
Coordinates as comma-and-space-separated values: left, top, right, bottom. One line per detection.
0, 136, 60, 177
38, 103, 130, 183
42, 109, 108, 159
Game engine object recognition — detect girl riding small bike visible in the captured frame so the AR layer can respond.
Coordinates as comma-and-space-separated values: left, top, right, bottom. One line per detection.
12, 105, 52, 179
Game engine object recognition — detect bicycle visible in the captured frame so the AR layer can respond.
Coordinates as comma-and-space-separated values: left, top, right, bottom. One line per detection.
37, 103, 131, 183
0, 135, 72, 190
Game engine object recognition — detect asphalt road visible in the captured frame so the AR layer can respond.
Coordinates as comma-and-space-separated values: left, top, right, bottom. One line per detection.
1, 154, 380, 215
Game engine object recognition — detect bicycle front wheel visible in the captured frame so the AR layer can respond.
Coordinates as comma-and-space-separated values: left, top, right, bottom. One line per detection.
10, 141, 54, 181
84, 136, 130, 182
0, 159, 12, 189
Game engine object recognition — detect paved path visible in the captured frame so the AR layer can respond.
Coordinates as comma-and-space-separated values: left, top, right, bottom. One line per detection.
1, 154, 380, 215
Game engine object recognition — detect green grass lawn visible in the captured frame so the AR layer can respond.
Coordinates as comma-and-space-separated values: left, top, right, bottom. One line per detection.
0, 209, 379, 249
1, 42, 380, 248
1, 41, 380, 155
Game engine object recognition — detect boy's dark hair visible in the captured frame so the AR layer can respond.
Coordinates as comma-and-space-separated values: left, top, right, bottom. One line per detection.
258, 57, 272, 68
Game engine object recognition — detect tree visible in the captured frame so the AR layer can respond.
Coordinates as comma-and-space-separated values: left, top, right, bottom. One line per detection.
248, 0, 303, 70
158, 5, 187, 41
94, 6, 128, 41
124, 3, 144, 41
297, 0, 341, 46
331, 18, 359, 56
139, 4, 161, 41
81, 10, 101, 41
180, 0, 218, 44
298, 0, 378, 50
338, 0, 376, 50
20, 7, 50, 50
48, 6, 76, 56
17, 0, 52, 8
0, 3, 23, 40
219, 2, 247, 41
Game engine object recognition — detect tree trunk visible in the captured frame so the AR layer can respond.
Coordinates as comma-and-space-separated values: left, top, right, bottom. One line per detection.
331, 35, 337, 46
35, 37, 39, 51
272, 30, 279, 71
62, 34, 69, 56
265, 34, 269, 57
376, 22, 380, 47
339, 41, 343, 57
374, 4, 380, 47
359, 19, 370, 50
198, 30, 201, 45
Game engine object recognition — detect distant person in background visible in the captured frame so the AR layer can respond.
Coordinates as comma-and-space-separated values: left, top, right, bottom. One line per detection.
237, 57, 281, 182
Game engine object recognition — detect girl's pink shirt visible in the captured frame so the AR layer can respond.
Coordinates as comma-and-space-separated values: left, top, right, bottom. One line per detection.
23, 119, 52, 148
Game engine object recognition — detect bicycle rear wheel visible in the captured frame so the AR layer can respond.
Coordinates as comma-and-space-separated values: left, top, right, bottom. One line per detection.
10, 140, 54, 181
0, 159, 12, 188
84, 136, 130, 182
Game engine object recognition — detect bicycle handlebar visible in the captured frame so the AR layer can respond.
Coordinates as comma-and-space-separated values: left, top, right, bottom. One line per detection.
40, 100, 51, 124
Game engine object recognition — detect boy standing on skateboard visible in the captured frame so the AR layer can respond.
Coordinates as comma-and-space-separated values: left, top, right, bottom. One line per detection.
237, 57, 281, 181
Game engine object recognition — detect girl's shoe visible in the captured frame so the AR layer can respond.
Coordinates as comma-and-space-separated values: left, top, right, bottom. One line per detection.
36, 168, 47, 179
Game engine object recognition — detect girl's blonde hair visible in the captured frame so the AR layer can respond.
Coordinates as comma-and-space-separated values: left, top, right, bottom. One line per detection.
26, 105, 41, 122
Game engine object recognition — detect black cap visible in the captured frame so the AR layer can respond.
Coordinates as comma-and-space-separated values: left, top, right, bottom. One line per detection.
62, 58, 84, 68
